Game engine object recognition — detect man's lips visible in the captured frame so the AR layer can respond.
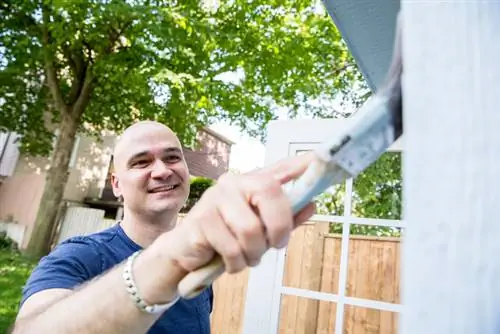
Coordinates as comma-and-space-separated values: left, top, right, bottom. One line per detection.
148, 184, 180, 193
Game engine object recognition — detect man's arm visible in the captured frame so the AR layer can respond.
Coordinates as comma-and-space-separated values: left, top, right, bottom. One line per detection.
13, 153, 315, 334
13, 245, 185, 334
16, 288, 71, 320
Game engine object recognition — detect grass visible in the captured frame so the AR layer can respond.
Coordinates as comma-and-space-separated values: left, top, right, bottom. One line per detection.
0, 248, 36, 333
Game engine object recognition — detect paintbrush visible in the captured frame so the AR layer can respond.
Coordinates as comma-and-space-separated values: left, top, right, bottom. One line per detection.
177, 11, 404, 300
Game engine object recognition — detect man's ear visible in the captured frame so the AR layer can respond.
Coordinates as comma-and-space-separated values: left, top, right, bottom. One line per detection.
111, 174, 122, 197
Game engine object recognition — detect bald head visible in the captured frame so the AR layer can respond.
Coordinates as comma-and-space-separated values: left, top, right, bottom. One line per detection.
113, 121, 182, 171
110, 120, 191, 221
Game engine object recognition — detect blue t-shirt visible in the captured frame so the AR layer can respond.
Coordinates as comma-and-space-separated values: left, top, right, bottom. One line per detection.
21, 223, 213, 333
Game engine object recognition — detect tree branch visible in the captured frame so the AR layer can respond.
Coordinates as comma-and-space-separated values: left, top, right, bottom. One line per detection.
83, 40, 94, 63
331, 62, 355, 77
68, 20, 133, 118
71, 67, 94, 118
41, 6, 68, 115
65, 45, 88, 105
62, 45, 78, 73
68, 22, 132, 117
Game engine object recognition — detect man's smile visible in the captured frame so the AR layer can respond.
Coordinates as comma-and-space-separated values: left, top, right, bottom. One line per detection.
148, 184, 180, 194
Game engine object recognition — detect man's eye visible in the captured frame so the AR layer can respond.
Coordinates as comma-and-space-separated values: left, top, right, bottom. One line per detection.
132, 160, 149, 168
165, 155, 181, 163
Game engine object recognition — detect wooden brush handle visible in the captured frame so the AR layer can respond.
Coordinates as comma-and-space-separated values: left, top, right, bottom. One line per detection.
178, 255, 225, 299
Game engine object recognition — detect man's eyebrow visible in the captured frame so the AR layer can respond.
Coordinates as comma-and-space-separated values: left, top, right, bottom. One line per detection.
127, 147, 182, 162
165, 147, 182, 154
127, 150, 149, 163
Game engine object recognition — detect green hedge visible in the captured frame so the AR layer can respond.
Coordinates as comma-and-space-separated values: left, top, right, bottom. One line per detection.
181, 176, 215, 212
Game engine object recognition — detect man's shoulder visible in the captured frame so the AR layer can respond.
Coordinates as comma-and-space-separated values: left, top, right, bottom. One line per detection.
59, 222, 121, 247
47, 223, 126, 270
20, 224, 124, 307
34, 224, 124, 278
35, 225, 121, 274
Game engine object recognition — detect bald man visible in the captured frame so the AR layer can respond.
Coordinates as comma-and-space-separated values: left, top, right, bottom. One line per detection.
13, 121, 315, 334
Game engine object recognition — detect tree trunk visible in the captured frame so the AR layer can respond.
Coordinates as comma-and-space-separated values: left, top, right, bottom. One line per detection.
24, 112, 80, 258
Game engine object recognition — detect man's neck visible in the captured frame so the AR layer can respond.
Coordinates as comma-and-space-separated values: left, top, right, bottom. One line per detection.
120, 209, 178, 248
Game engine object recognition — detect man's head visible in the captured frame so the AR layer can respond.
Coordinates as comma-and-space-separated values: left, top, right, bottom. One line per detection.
111, 121, 190, 219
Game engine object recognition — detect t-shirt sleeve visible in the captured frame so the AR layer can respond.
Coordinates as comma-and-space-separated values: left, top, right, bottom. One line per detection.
20, 237, 102, 307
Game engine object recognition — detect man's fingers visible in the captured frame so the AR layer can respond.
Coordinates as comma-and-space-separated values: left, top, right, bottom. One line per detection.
248, 178, 294, 249
250, 152, 315, 185
216, 183, 267, 267
198, 199, 247, 273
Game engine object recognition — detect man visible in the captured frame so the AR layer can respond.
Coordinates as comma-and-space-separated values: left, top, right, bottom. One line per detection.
13, 120, 315, 333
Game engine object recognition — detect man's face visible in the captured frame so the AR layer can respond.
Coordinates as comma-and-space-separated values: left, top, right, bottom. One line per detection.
111, 123, 190, 217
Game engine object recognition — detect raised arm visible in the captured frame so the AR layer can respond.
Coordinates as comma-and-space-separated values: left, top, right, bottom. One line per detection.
12, 153, 316, 334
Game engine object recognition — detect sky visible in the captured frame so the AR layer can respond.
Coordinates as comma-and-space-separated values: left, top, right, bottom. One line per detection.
209, 121, 266, 173
208, 103, 349, 174
208, 98, 352, 174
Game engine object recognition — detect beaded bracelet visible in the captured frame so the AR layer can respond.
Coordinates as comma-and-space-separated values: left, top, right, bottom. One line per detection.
123, 250, 180, 314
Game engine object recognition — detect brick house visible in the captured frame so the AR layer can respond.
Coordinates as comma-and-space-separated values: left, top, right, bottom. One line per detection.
0, 127, 234, 248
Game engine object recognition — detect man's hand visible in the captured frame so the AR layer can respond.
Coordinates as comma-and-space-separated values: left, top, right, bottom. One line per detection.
12, 153, 316, 334
139, 153, 316, 304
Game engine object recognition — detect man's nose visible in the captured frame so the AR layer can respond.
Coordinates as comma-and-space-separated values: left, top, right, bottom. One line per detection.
151, 160, 173, 179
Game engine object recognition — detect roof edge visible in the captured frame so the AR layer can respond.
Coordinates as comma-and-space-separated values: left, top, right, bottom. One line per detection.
202, 127, 236, 146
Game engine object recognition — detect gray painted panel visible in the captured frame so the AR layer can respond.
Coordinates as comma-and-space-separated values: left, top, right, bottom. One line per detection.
322, 0, 399, 90
401, 3, 500, 333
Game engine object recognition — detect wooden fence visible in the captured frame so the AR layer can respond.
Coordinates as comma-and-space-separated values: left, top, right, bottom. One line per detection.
55, 205, 116, 244
210, 222, 401, 334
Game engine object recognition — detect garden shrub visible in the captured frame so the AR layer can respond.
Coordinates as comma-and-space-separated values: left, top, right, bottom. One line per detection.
0, 231, 17, 251
181, 176, 215, 212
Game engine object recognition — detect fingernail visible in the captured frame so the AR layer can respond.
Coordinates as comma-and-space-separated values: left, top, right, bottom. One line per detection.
277, 234, 290, 248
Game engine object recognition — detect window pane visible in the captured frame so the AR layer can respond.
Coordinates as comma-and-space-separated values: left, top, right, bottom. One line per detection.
351, 151, 402, 220
278, 294, 338, 334
282, 221, 340, 294
345, 225, 402, 304
344, 305, 399, 334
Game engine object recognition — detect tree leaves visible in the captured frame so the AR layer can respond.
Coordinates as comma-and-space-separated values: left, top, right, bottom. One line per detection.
1, 0, 365, 155
353, 152, 402, 220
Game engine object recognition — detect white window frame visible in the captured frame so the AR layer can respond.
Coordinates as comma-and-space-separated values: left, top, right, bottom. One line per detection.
242, 119, 403, 334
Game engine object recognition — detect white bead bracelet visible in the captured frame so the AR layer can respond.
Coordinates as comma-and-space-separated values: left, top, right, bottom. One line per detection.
123, 250, 180, 314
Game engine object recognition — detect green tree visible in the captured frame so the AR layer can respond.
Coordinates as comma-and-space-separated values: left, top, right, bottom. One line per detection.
352, 152, 402, 221
0, 1, 366, 258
